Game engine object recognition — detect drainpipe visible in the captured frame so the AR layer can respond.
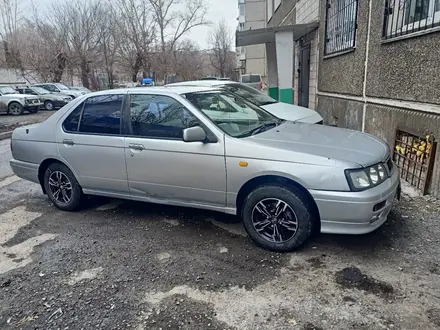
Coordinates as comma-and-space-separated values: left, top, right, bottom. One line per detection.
362, 0, 373, 132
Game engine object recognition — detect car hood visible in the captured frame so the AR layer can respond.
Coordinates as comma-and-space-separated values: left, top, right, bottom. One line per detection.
246, 122, 389, 167
261, 102, 323, 123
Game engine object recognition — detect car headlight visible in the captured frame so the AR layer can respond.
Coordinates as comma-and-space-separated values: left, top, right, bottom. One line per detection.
25, 99, 30, 104
345, 163, 389, 191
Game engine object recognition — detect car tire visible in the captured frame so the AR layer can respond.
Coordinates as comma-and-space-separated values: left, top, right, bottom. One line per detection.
8, 102, 24, 116
44, 100, 55, 111
242, 185, 313, 252
44, 162, 84, 211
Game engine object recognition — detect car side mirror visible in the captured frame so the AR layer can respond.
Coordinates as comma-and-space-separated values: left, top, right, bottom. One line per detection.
183, 126, 206, 142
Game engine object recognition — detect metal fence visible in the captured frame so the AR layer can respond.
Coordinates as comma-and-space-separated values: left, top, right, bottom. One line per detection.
393, 127, 436, 195
324, 0, 359, 56
383, 0, 440, 39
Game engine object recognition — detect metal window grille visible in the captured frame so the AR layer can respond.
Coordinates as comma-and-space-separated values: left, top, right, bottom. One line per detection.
324, 0, 359, 56
393, 127, 436, 195
383, 0, 440, 39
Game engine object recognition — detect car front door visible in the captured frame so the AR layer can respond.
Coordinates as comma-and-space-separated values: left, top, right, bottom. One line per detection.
57, 94, 129, 195
123, 93, 226, 209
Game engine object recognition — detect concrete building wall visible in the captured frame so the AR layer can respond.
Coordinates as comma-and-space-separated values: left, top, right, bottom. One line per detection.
268, 0, 319, 109
317, 0, 369, 96
316, 0, 440, 196
294, 0, 319, 109
244, 0, 267, 80
366, 0, 440, 105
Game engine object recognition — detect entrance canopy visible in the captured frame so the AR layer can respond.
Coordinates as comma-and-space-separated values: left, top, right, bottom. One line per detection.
236, 22, 319, 47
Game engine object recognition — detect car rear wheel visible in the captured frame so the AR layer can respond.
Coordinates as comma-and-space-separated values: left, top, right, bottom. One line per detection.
44, 100, 55, 111
8, 102, 24, 116
242, 185, 313, 252
44, 162, 83, 211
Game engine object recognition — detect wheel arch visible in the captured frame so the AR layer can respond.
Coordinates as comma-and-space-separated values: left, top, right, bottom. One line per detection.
236, 175, 321, 232
7, 100, 24, 107
38, 158, 81, 194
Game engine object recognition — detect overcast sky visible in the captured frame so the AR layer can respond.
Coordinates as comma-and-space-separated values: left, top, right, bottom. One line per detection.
24, 0, 238, 49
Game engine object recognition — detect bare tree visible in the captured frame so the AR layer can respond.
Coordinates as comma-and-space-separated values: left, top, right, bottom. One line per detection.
207, 19, 234, 78
172, 39, 204, 81
98, 9, 122, 88
0, 0, 23, 69
14, 23, 54, 81
111, 0, 156, 83
148, 0, 209, 80
35, 0, 105, 88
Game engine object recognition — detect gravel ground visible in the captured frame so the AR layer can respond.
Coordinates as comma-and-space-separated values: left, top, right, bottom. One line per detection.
0, 141, 439, 330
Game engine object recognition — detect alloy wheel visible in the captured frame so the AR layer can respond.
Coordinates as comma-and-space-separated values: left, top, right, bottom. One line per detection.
48, 171, 73, 204
251, 198, 298, 243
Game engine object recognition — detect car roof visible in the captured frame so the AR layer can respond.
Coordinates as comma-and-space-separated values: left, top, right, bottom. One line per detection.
166, 80, 234, 88
80, 86, 218, 97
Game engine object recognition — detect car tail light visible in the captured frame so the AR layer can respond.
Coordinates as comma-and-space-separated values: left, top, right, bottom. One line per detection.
260, 80, 263, 90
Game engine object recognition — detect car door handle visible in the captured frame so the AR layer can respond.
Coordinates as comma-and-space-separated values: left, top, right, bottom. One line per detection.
129, 143, 145, 151
63, 139, 75, 146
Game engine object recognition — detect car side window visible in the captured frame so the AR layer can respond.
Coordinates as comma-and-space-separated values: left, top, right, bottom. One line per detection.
43, 85, 57, 92
79, 95, 124, 135
16, 89, 24, 94
63, 102, 84, 132
129, 94, 198, 139
25, 89, 37, 95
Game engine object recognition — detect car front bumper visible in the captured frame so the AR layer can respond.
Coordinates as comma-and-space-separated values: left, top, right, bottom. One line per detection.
309, 166, 400, 235
10, 159, 40, 184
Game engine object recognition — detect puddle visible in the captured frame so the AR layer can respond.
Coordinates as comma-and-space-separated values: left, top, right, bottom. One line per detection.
335, 267, 394, 298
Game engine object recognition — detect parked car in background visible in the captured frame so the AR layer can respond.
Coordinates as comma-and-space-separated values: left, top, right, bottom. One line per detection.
69, 86, 91, 94
240, 74, 263, 91
33, 83, 86, 99
16, 86, 72, 111
10, 86, 400, 252
0, 85, 43, 115
166, 80, 323, 124
200, 77, 220, 80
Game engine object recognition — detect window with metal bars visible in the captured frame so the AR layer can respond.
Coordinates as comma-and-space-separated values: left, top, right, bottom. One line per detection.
383, 0, 440, 39
324, 0, 359, 56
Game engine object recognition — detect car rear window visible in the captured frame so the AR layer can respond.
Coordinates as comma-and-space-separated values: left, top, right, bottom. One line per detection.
241, 75, 261, 83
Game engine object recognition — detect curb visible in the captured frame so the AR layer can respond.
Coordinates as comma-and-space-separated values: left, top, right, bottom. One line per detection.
0, 131, 13, 141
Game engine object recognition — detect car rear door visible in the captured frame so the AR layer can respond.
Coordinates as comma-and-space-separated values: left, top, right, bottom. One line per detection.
122, 92, 226, 208
57, 94, 129, 194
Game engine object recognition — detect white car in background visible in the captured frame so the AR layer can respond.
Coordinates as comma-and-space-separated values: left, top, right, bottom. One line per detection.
166, 80, 323, 124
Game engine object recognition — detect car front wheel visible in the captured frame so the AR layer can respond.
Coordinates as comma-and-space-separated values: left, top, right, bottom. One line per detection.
8, 102, 24, 116
44, 162, 84, 211
242, 185, 313, 252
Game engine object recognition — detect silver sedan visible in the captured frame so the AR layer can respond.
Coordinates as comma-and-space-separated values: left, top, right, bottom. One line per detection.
9, 86, 400, 251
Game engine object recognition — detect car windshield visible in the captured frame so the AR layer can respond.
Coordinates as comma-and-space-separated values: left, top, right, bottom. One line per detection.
184, 90, 283, 138
0, 86, 17, 95
54, 83, 69, 90
222, 83, 277, 106
241, 75, 261, 83
32, 87, 49, 94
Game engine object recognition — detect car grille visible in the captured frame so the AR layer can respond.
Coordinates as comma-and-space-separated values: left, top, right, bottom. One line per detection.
27, 99, 40, 104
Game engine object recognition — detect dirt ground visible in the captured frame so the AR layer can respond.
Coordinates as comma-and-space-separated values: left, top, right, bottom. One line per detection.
0, 139, 439, 330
